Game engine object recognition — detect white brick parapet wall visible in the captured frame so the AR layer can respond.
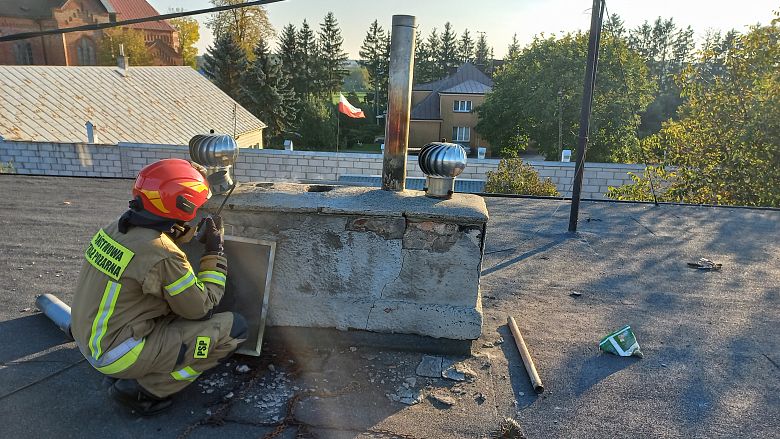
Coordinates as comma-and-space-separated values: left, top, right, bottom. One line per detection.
0, 140, 646, 200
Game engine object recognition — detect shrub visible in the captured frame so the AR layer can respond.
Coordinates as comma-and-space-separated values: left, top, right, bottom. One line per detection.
484, 158, 560, 196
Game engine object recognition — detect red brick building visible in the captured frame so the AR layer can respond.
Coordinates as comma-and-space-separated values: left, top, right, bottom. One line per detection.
0, 0, 182, 66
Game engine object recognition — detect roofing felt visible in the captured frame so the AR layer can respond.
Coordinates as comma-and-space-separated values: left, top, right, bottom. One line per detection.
0, 65, 265, 145
108, 0, 175, 32
0, 0, 66, 19
1, 175, 778, 439
411, 63, 493, 120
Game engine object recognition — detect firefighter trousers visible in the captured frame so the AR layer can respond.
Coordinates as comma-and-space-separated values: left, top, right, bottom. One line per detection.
105, 311, 248, 398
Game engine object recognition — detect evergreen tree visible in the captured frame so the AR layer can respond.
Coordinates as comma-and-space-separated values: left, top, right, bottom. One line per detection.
603, 13, 626, 39
203, 34, 248, 103
458, 29, 475, 63
420, 28, 441, 82
439, 22, 459, 75
628, 17, 697, 136
318, 12, 349, 96
277, 24, 298, 94
295, 19, 319, 98
359, 20, 388, 120
474, 32, 493, 75
413, 30, 430, 82
506, 33, 520, 62
243, 37, 298, 144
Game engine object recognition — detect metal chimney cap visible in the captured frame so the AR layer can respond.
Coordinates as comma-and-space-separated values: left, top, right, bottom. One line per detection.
418, 142, 468, 199
188, 133, 239, 168
418, 142, 467, 178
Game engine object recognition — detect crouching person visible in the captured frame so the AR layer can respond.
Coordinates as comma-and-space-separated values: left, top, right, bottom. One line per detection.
71, 159, 247, 415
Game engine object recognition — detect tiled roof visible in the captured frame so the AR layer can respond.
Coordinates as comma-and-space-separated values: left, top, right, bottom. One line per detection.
0, 66, 265, 145
0, 0, 66, 19
108, 0, 175, 32
411, 63, 493, 120
441, 80, 492, 94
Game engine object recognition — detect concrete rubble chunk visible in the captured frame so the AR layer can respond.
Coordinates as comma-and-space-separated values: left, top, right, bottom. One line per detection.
441, 358, 476, 382
416, 355, 444, 377
428, 392, 456, 407
388, 386, 424, 405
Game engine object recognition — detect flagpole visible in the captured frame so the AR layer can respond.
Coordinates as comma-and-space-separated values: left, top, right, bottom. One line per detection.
336, 110, 340, 153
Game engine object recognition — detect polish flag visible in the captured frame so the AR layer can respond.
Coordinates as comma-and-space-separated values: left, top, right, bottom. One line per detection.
337, 94, 366, 118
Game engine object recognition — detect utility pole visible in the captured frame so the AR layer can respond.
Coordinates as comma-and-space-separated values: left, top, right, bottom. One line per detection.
557, 88, 563, 158
568, 0, 605, 232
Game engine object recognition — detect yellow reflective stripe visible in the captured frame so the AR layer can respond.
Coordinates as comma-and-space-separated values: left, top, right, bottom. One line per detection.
85, 229, 134, 281
171, 366, 201, 381
164, 270, 202, 296
89, 281, 121, 359
95, 339, 145, 375
198, 270, 226, 287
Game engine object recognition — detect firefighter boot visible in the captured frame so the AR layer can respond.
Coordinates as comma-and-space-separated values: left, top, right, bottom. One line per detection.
109, 379, 173, 416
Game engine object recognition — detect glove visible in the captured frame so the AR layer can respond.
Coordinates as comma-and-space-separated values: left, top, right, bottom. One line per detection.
196, 215, 224, 254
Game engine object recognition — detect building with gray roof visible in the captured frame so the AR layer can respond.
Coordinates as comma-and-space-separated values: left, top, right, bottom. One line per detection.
0, 64, 265, 147
409, 63, 493, 153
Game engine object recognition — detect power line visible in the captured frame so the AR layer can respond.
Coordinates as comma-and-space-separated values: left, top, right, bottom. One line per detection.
0, 0, 286, 43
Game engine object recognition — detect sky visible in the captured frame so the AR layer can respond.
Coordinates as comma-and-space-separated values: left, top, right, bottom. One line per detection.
148, 0, 778, 58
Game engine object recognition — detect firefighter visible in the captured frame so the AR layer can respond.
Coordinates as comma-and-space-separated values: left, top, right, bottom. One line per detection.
71, 158, 247, 416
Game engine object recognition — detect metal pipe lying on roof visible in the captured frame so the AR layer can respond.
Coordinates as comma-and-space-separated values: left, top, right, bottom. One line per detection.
36, 294, 72, 339
507, 315, 544, 394
382, 15, 416, 191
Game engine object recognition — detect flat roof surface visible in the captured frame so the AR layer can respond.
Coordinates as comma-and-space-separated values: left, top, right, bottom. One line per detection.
0, 175, 778, 438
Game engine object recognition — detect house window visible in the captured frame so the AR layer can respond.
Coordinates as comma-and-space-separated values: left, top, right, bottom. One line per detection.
14, 42, 33, 65
452, 126, 471, 142
76, 37, 96, 66
453, 100, 472, 112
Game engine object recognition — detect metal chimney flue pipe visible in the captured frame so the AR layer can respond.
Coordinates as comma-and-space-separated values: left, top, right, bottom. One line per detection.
382, 15, 416, 191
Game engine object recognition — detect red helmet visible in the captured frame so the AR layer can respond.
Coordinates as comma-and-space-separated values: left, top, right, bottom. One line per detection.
133, 159, 211, 222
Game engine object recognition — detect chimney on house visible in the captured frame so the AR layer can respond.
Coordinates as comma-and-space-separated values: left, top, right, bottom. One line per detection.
117, 44, 129, 77
85, 121, 98, 144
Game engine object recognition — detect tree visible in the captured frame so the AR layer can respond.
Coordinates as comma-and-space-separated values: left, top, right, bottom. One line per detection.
207, 0, 275, 59
277, 24, 298, 88
609, 19, 780, 207
506, 33, 520, 63
202, 34, 248, 103
476, 31, 655, 161
318, 12, 348, 96
699, 29, 739, 81
296, 99, 336, 148
628, 17, 697, 136
474, 32, 492, 75
242, 37, 298, 144
169, 15, 200, 68
458, 29, 475, 63
414, 30, 430, 82
603, 13, 626, 39
97, 28, 153, 66
359, 20, 388, 120
438, 22, 459, 75
484, 158, 560, 196
415, 28, 441, 83
295, 19, 319, 98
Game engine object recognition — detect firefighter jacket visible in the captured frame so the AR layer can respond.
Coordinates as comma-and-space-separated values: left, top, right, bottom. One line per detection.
70, 220, 227, 375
